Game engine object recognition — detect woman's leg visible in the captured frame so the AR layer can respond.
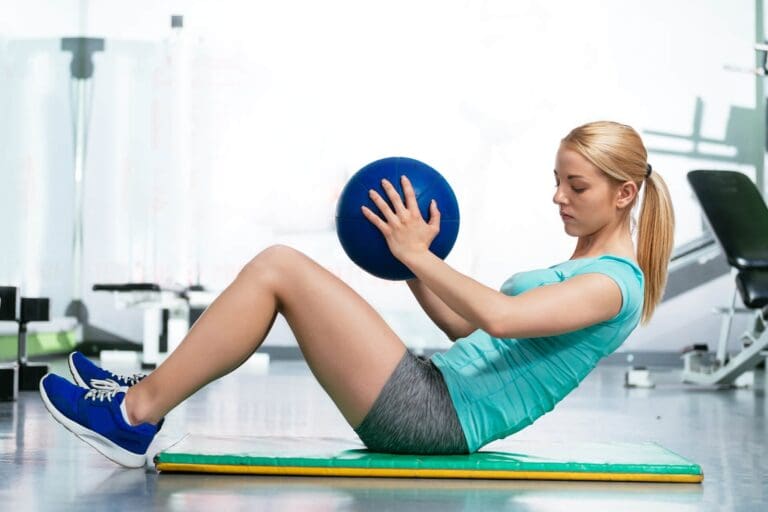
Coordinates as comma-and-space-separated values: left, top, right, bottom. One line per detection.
125, 245, 408, 427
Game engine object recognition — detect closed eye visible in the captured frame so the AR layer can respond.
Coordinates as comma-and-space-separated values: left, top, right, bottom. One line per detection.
554, 182, 586, 193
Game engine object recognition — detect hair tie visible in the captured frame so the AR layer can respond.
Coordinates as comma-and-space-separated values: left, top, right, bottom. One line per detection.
646, 163, 653, 178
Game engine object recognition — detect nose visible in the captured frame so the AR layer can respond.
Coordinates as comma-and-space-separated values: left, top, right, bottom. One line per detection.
552, 186, 567, 206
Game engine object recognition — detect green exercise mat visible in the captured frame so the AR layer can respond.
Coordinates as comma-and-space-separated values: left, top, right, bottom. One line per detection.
154, 435, 703, 483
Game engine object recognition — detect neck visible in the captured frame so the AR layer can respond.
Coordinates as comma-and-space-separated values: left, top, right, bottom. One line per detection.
571, 222, 634, 260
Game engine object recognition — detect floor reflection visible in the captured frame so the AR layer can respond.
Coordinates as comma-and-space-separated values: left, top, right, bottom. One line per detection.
151, 473, 703, 512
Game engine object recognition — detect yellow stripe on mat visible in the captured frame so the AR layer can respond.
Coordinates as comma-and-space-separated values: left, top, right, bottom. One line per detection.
155, 463, 704, 483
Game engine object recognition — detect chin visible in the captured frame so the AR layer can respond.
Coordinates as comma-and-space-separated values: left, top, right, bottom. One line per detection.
562, 224, 578, 236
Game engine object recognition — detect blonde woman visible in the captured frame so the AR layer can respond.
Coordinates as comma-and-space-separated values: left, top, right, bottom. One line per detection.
40, 121, 674, 467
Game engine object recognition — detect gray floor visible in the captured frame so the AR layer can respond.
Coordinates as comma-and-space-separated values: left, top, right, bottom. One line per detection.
1, 356, 766, 511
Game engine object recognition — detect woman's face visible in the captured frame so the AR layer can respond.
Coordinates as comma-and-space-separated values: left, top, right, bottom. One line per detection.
553, 145, 619, 237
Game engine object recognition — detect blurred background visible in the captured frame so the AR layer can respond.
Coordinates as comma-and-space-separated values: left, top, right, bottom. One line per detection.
0, 0, 763, 359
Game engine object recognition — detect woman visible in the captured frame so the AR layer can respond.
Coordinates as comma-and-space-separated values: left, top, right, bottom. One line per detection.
40, 120, 674, 467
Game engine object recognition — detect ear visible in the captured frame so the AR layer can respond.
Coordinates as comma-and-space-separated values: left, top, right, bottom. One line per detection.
615, 181, 638, 209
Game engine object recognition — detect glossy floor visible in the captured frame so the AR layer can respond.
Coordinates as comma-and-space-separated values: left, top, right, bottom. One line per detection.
1, 357, 766, 511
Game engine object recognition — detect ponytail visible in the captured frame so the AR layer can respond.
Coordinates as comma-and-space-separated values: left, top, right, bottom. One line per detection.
636, 171, 675, 324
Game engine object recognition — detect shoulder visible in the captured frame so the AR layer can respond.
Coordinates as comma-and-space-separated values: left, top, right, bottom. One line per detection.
574, 254, 640, 271
569, 255, 644, 321
576, 255, 644, 286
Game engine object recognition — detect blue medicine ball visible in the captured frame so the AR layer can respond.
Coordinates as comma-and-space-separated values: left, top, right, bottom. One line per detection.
335, 157, 460, 280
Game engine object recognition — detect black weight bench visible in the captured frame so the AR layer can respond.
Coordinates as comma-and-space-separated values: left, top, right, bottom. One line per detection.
681, 170, 768, 385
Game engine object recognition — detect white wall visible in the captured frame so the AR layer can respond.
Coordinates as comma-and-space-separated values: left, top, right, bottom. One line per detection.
0, 0, 762, 353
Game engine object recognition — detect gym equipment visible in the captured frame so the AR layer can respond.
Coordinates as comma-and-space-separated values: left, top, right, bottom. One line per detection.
92, 283, 215, 368
723, 39, 768, 195
335, 157, 460, 280
725, 41, 768, 76
628, 170, 768, 387
0, 287, 51, 400
61, 37, 104, 331
154, 435, 703, 483
679, 170, 768, 385
624, 366, 655, 388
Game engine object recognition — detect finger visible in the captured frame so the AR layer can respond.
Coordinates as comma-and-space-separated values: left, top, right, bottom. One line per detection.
380, 179, 407, 215
361, 206, 392, 235
400, 175, 419, 212
428, 199, 441, 228
368, 189, 398, 223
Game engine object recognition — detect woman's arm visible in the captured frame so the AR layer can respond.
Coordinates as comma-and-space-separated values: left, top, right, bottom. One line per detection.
360, 175, 622, 338
407, 279, 476, 341
402, 251, 623, 339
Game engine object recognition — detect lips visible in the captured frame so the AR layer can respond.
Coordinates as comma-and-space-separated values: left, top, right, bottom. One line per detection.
560, 211, 574, 220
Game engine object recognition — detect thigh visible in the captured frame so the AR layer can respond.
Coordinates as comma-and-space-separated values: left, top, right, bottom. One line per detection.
255, 245, 408, 428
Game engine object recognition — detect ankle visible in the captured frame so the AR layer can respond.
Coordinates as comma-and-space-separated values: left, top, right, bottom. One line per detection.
124, 387, 160, 426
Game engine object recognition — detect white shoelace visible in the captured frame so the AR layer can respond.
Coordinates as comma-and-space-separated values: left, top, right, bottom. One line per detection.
111, 372, 145, 386
87, 372, 145, 388
84, 378, 124, 402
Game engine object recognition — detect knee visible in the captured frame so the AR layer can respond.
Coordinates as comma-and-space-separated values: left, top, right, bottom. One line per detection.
252, 244, 302, 265
240, 244, 300, 282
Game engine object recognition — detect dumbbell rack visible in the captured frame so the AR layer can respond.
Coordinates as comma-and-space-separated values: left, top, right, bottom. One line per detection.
0, 287, 50, 401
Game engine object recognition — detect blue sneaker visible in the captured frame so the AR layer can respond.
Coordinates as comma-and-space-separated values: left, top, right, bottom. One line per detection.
39, 373, 161, 468
69, 351, 146, 389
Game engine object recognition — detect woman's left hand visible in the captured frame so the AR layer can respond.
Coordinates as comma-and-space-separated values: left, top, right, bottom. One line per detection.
361, 175, 441, 264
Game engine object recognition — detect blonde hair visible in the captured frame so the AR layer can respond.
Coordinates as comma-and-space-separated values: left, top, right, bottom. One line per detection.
562, 121, 675, 324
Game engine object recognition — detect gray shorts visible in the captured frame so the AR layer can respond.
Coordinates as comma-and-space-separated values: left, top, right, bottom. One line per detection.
354, 350, 469, 455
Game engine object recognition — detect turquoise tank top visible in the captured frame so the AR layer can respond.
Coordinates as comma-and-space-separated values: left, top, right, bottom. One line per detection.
430, 255, 644, 452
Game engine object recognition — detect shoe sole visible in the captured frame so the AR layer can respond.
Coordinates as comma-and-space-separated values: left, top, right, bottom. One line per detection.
68, 353, 89, 389
39, 375, 147, 468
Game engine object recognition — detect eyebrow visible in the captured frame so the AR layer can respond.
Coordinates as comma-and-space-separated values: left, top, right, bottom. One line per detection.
553, 169, 587, 180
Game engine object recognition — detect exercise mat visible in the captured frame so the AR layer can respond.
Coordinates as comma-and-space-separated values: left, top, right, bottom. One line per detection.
154, 435, 703, 483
